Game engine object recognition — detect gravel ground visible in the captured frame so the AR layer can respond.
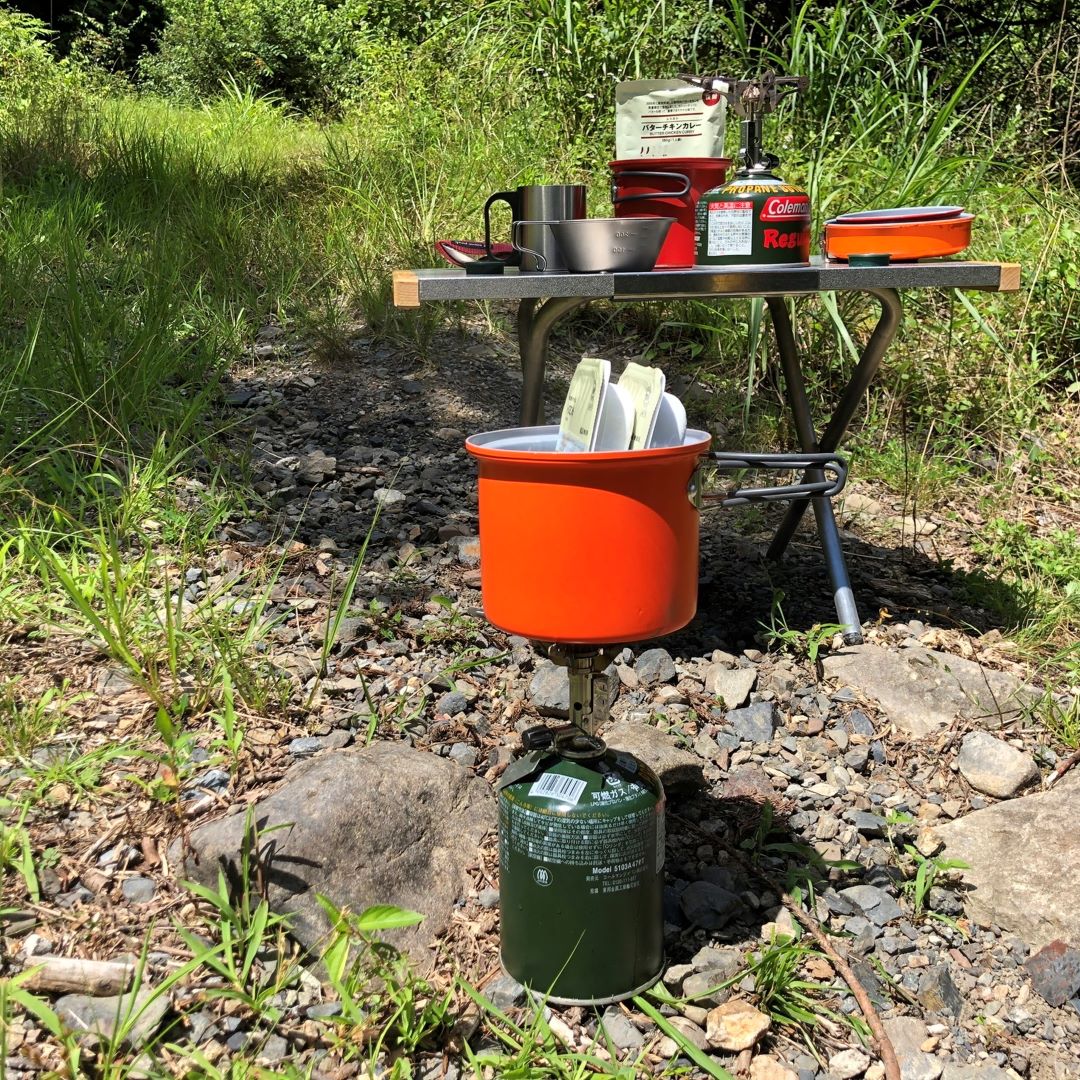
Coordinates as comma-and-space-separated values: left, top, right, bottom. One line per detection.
2, 313, 1078, 1079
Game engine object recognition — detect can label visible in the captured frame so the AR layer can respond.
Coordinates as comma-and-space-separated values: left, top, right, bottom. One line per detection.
705, 200, 753, 257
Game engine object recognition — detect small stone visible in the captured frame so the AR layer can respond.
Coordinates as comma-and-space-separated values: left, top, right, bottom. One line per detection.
956, 731, 1039, 798
726, 701, 778, 744
680, 881, 741, 930
257, 1034, 289, 1061
840, 885, 904, 926
451, 536, 481, 567
297, 450, 336, 484
600, 1006, 643, 1050
485, 974, 525, 1010
477, 888, 499, 909
1023, 939, 1080, 1007
940, 1066, 1013, 1079
121, 877, 156, 904
749, 1055, 798, 1080
435, 690, 469, 717
706, 666, 757, 709
373, 487, 406, 508
828, 1048, 871, 1078
635, 648, 677, 686
849, 811, 888, 837
528, 662, 570, 716
447, 743, 478, 767
55, 987, 169, 1048
844, 745, 870, 772
882, 1016, 943, 1080
705, 997, 770, 1051
917, 965, 963, 1017
288, 737, 324, 757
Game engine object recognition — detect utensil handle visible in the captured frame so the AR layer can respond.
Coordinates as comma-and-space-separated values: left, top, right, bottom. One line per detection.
611, 170, 691, 204
691, 451, 847, 508
511, 220, 560, 273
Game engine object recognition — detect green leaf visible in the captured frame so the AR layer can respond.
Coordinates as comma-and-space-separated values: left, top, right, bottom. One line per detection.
354, 904, 425, 932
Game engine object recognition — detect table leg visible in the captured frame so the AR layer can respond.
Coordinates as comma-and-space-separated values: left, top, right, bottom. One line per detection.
518, 296, 594, 426
764, 289, 903, 644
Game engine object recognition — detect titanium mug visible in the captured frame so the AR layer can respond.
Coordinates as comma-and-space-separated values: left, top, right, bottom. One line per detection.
483, 184, 587, 272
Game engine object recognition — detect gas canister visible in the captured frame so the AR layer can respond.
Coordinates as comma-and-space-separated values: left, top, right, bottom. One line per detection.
497, 728, 664, 1004
695, 173, 810, 265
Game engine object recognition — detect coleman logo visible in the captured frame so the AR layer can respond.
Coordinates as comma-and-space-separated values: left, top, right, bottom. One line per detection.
760, 196, 810, 221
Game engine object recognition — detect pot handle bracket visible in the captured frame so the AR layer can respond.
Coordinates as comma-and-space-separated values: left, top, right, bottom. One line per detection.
690, 451, 847, 509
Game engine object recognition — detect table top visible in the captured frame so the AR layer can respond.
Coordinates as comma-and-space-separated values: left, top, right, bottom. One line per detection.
393, 258, 1020, 307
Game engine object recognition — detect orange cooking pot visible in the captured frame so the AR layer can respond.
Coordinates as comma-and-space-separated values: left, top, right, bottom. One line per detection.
465, 427, 848, 645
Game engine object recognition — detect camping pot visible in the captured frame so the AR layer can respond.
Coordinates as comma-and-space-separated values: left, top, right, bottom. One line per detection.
465, 426, 847, 644
484, 184, 587, 272
610, 157, 732, 268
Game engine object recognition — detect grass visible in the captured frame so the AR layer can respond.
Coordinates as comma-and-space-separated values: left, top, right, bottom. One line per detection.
0, 0, 1077, 1073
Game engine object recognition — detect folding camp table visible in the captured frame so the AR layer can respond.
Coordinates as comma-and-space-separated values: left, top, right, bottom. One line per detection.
393, 259, 1020, 642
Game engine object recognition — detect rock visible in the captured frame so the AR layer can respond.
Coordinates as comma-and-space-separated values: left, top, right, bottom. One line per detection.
725, 701, 778, 744
529, 662, 570, 716
120, 877, 156, 904
839, 885, 904, 927
174, 744, 494, 963
705, 997, 771, 1051
1023, 939, 1080, 1007
936, 773, 1080, 949
372, 487, 405, 510
917, 965, 963, 1016
257, 1034, 289, 1061
451, 536, 481, 568
955, 732, 1039, 798
681, 971, 732, 1006
749, 1055, 798, 1080
435, 690, 469, 717
288, 737, 324, 757
882, 1016, 943, 1080
602, 721, 705, 793
634, 648, 677, 686
665, 1015, 708, 1049
680, 881, 742, 930
828, 1048, 871, 1078
849, 811, 888, 837
706, 666, 757, 709
296, 450, 336, 484
940, 1066, 1013, 1079
485, 974, 525, 1010
55, 986, 169, 1048
477, 887, 499, 909
823, 644, 1033, 737
599, 1006, 643, 1050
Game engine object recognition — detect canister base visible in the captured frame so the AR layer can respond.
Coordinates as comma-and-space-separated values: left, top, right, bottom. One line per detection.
499, 960, 664, 1007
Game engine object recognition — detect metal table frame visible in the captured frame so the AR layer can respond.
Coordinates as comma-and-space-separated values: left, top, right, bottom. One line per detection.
393, 259, 1020, 643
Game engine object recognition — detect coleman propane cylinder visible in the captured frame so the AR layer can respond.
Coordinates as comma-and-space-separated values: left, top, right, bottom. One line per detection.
497, 727, 664, 1005
687, 71, 811, 267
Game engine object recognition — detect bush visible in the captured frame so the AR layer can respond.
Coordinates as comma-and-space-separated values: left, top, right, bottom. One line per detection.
141, 0, 400, 113
0, 2, 79, 114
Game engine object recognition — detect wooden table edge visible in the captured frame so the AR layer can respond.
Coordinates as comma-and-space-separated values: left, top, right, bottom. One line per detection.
393, 270, 420, 308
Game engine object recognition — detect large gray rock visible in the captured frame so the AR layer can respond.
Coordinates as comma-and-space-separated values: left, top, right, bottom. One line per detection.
174, 744, 494, 963
56, 987, 169, 1048
823, 644, 1033, 737
603, 720, 705, 793
956, 731, 1039, 798
936, 773, 1080, 949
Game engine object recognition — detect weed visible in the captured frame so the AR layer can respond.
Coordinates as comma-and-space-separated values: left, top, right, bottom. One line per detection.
0, 679, 78, 760
0, 804, 40, 902
760, 591, 845, 667
885, 812, 970, 927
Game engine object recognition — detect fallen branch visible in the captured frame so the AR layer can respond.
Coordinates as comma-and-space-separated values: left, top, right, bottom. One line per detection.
1046, 746, 1080, 788
21, 956, 134, 996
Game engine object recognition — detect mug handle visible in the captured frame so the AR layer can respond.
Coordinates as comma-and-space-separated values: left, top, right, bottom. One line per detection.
510, 219, 561, 273
611, 170, 691, 204
483, 190, 521, 260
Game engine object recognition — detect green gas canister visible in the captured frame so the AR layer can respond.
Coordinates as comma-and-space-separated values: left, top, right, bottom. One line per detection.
695, 171, 810, 266
497, 727, 664, 1004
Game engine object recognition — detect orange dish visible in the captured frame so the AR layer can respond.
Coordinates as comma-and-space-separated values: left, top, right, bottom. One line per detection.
824, 213, 973, 261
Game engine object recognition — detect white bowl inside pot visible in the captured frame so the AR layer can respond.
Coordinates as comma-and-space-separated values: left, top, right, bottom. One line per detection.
548, 217, 675, 273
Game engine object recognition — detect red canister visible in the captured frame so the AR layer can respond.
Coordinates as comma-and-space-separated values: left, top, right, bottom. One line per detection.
610, 157, 732, 268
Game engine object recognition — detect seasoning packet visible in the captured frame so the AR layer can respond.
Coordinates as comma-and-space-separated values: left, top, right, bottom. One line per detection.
557, 357, 611, 452
618, 362, 666, 449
